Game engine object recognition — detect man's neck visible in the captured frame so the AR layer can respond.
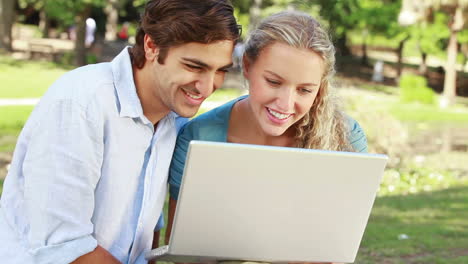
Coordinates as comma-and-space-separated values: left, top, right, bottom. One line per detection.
132, 64, 170, 125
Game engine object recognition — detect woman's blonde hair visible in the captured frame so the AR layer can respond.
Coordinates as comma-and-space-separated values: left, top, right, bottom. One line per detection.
244, 11, 353, 151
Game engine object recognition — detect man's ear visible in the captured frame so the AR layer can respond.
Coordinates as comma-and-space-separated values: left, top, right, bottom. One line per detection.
242, 55, 251, 79
143, 34, 159, 62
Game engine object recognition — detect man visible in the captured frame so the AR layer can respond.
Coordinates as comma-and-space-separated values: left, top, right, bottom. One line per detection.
0, 0, 240, 263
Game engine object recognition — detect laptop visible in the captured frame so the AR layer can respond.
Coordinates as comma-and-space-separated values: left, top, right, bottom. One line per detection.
146, 140, 388, 263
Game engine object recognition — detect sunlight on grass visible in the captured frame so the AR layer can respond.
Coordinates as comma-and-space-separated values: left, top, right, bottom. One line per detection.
0, 55, 69, 98
0, 106, 34, 132
0, 106, 34, 151
358, 183, 468, 263
390, 103, 468, 123
357, 83, 398, 95
204, 88, 246, 103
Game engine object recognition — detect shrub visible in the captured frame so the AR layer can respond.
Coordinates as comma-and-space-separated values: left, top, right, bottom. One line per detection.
86, 54, 98, 64
378, 165, 464, 196
346, 95, 409, 167
399, 74, 436, 105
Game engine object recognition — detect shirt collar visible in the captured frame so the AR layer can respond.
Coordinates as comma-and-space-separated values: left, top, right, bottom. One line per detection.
110, 47, 144, 119
110, 47, 179, 125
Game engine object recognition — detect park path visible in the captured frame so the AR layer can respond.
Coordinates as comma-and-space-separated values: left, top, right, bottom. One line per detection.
0, 98, 40, 106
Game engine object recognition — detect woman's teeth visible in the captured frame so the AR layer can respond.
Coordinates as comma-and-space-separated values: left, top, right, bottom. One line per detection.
267, 108, 290, 120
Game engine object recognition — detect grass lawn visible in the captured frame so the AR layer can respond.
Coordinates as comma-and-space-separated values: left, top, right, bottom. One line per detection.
0, 55, 69, 98
357, 182, 468, 263
205, 87, 245, 103
390, 103, 468, 123
0, 106, 34, 152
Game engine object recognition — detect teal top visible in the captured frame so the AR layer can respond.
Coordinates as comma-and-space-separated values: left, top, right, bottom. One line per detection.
168, 95, 368, 199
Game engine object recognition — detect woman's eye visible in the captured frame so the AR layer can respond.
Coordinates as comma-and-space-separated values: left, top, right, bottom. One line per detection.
299, 88, 313, 94
266, 78, 280, 86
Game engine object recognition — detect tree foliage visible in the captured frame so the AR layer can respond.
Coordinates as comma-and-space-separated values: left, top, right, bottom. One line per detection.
400, 0, 468, 106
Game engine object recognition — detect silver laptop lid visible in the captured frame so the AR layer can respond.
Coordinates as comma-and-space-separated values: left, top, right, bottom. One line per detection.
169, 141, 388, 263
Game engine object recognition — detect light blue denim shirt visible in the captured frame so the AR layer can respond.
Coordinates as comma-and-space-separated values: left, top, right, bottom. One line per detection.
0, 48, 187, 264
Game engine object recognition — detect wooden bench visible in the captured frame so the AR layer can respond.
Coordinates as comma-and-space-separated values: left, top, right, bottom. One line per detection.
28, 40, 59, 61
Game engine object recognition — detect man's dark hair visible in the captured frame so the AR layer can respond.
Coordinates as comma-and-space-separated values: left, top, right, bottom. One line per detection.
131, 0, 241, 68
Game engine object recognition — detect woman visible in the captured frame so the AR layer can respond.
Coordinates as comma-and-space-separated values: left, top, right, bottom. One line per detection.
166, 10, 366, 263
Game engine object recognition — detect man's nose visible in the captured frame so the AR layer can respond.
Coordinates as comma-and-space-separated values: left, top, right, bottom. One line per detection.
195, 73, 217, 97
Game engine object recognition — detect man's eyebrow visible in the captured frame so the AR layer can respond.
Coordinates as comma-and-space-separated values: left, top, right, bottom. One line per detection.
182, 58, 210, 69
219, 62, 234, 71
265, 70, 318, 86
182, 58, 233, 71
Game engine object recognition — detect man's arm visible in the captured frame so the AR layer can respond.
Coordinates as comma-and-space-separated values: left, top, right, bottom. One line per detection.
72, 246, 121, 264
20, 100, 105, 263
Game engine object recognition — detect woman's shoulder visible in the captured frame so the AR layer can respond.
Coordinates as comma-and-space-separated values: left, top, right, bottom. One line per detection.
345, 114, 368, 153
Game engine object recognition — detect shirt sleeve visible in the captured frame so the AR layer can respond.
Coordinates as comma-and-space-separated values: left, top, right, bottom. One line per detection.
168, 123, 194, 200
348, 118, 368, 153
22, 99, 103, 263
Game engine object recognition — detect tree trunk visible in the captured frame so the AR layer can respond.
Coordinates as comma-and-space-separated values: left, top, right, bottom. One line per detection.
249, 0, 262, 32
442, 29, 458, 107
441, 7, 463, 108
419, 52, 427, 75
361, 41, 368, 66
104, 0, 119, 41
360, 29, 370, 66
336, 34, 351, 56
396, 36, 409, 78
0, 0, 15, 51
39, 8, 50, 38
75, 6, 91, 66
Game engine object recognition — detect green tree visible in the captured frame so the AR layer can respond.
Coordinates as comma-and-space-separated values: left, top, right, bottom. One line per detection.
104, 0, 129, 41
399, 0, 468, 107
45, 0, 105, 66
261, 0, 319, 17
353, 0, 402, 65
232, 0, 320, 37
459, 29, 468, 66
314, 0, 360, 56
18, 0, 50, 37
315, 0, 405, 69
412, 12, 450, 75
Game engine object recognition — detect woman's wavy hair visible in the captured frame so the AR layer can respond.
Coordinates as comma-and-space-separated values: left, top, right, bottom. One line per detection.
243, 11, 353, 151
131, 0, 240, 68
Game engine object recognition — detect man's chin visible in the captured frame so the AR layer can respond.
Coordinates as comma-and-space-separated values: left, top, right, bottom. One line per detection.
174, 107, 199, 118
